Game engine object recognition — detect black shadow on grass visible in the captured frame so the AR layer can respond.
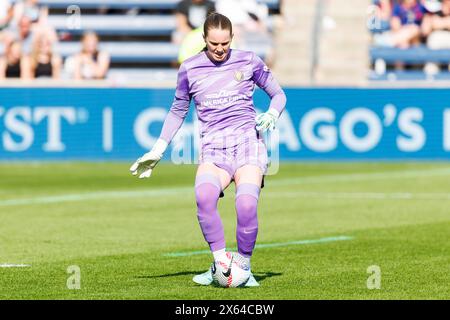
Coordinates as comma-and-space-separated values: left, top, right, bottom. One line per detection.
134, 271, 283, 283
134, 271, 206, 279
253, 272, 283, 283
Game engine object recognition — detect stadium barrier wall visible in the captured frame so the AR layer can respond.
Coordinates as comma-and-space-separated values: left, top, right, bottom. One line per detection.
0, 87, 449, 160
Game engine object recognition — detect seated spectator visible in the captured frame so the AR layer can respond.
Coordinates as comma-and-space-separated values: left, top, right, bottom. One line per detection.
22, 34, 62, 79
215, 0, 273, 64
2, 15, 35, 54
177, 27, 205, 64
70, 31, 110, 80
172, 0, 215, 44
422, 0, 450, 48
13, 0, 48, 24
373, 0, 425, 48
421, 0, 450, 74
2, 14, 57, 55
0, 40, 27, 79
368, 0, 395, 33
216, 0, 269, 35
0, 0, 13, 31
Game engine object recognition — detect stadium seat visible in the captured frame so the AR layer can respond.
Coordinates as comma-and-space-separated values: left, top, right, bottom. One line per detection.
48, 15, 176, 35
370, 45, 450, 65
38, 0, 280, 10
25, 0, 279, 81
54, 42, 270, 63
369, 70, 450, 81
48, 15, 274, 36
106, 68, 178, 82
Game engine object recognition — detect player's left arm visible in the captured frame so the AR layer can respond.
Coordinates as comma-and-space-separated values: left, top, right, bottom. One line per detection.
252, 54, 287, 132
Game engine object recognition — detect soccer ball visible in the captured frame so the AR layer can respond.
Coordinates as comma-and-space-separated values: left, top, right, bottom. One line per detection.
211, 252, 251, 288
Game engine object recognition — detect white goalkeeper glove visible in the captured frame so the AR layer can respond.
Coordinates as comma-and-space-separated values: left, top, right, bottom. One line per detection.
255, 108, 280, 132
130, 139, 168, 179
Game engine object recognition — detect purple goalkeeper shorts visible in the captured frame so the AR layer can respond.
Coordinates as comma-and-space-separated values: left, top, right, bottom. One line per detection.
199, 131, 268, 178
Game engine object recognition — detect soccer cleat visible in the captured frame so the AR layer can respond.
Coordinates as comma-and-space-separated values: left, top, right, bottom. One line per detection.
244, 273, 260, 287
192, 268, 213, 286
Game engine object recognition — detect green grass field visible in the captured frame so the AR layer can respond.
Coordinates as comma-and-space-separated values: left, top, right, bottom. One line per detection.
0, 162, 449, 300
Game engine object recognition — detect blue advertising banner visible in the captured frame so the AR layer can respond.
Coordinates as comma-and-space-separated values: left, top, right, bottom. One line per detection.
0, 87, 449, 160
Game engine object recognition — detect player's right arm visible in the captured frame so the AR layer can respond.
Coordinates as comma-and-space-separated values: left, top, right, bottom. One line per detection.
130, 63, 191, 178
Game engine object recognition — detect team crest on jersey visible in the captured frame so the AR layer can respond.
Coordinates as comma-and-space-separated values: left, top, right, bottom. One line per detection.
234, 71, 245, 82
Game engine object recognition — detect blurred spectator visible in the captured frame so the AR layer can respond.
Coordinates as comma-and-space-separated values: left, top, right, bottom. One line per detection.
3, 15, 36, 54
421, 0, 450, 74
172, 0, 215, 44
373, 0, 425, 48
215, 0, 273, 64
0, 0, 13, 31
422, 0, 450, 48
69, 32, 110, 80
177, 27, 205, 64
13, 0, 48, 24
215, 0, 269, 34
2, 13, 57, 55
0, 40, 26, 79
421, 0, 443, 14
22, 34, 62, 79
368, 0, 395, 33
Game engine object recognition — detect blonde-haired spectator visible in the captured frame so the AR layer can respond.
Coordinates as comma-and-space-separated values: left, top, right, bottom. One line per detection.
71, 32, 110, 80
22, 34, 62, 79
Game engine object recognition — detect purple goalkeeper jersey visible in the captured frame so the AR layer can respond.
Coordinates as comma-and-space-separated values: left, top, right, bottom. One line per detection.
159, 49, 286, 147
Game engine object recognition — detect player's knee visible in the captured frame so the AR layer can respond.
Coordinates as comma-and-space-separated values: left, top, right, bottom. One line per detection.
236, 195, 258, 226
196, 193, 216, 212
236, 196, 258, 214
235, 184, 260, 222
195, 174, 222, 211
195, 185, 220, 212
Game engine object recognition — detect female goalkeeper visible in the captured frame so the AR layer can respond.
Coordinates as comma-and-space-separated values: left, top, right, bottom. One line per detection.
130, 13, 286, 287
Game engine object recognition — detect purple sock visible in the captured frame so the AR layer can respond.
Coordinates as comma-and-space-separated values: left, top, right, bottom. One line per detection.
195, 174, 226, 252
235, 183, 261, 257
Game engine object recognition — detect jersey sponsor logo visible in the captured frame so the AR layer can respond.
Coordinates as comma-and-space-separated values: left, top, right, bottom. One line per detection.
202, 90, 248, 108
205, 90, 239, 99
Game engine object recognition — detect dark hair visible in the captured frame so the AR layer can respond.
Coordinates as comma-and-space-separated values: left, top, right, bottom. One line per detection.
203, 12, 233, 37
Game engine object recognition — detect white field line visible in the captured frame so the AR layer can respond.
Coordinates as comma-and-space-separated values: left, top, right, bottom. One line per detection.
0, 167, 449, 207
269, 167, 450, 186
265, 191, 450, 200
0, 188, 191, 207
0, 264, 31, 268
164, 235, 354, 257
